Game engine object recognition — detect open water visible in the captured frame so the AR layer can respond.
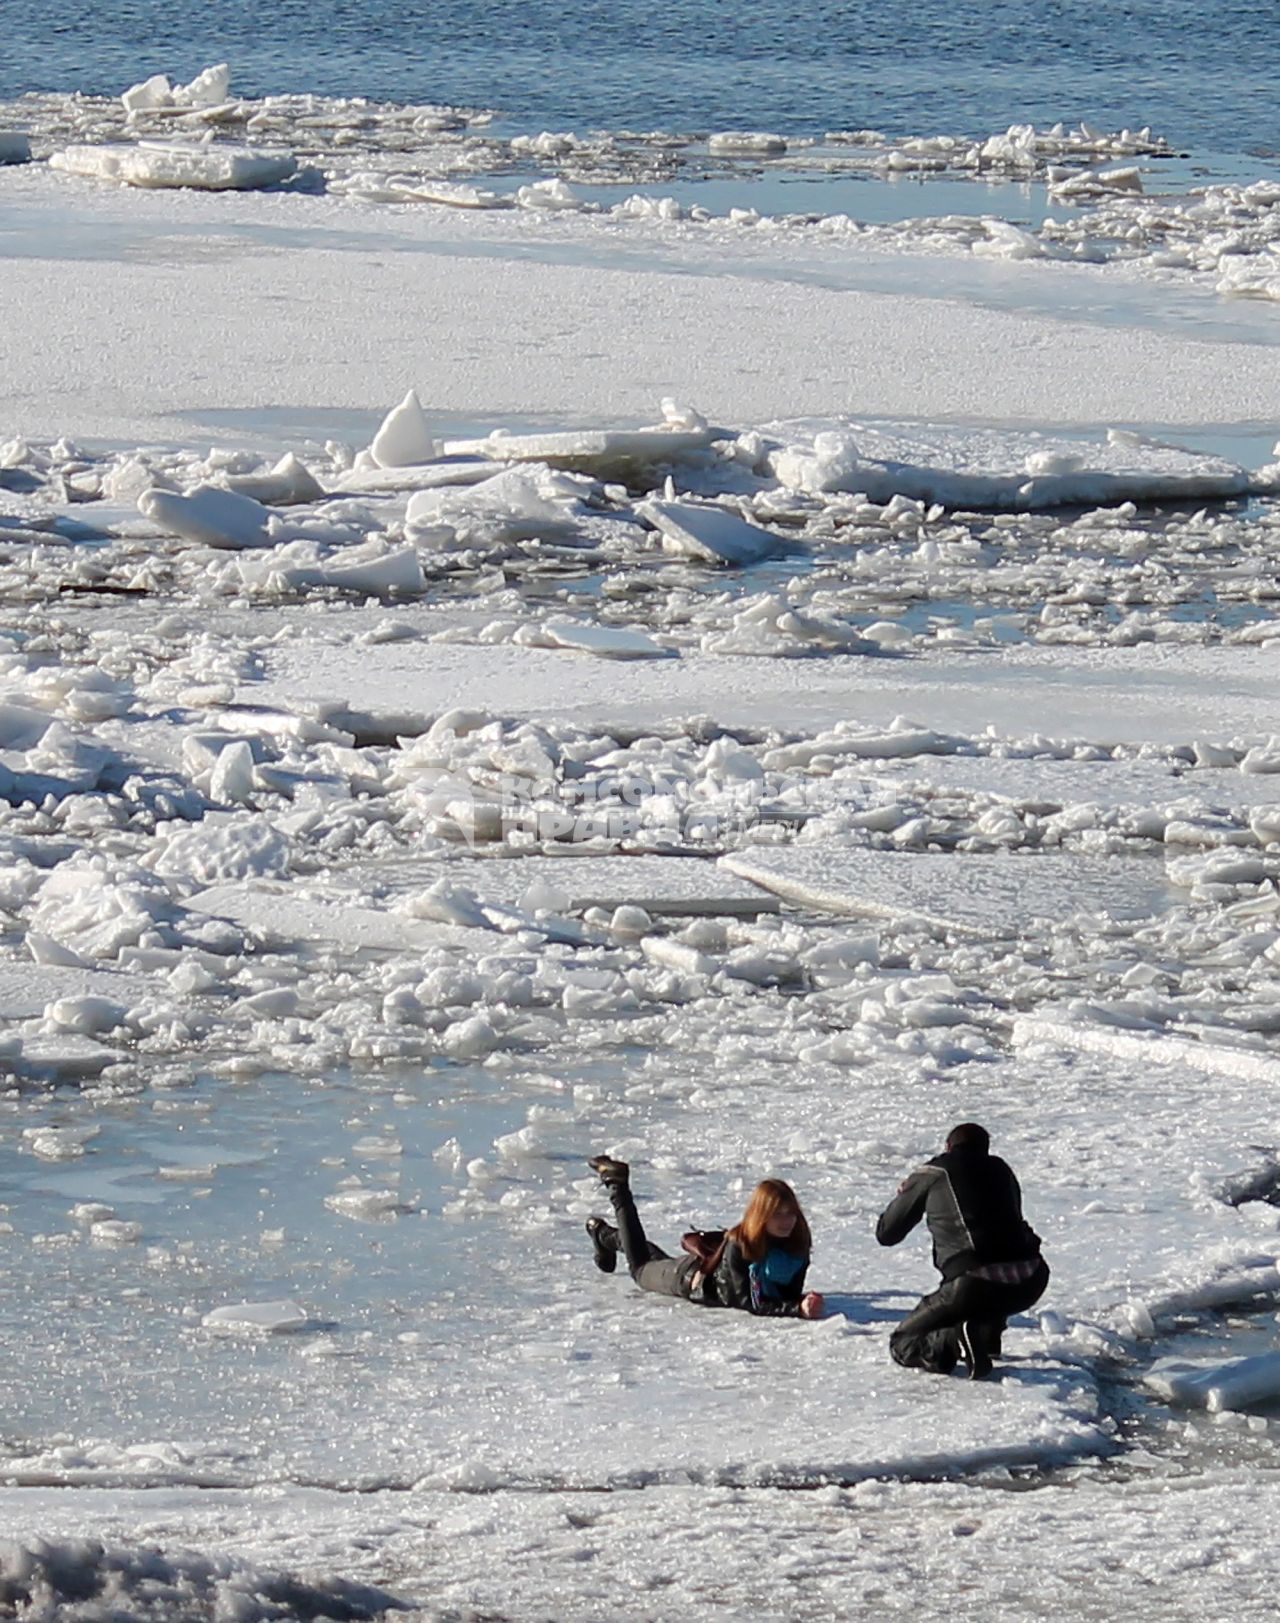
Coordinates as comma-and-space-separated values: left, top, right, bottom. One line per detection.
4, 0, 1280, 154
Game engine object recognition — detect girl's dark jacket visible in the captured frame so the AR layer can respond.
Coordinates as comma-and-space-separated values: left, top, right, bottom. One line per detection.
695, 1236, 809, 1315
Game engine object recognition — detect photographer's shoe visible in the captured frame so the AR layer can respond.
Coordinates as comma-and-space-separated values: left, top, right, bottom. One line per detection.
585, 1215, 618, 1273
957, 1320, 994, 1380
587, 1154, 630, 1185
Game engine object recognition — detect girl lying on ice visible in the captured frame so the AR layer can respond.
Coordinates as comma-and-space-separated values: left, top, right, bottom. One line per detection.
584, 1155, 825, 1318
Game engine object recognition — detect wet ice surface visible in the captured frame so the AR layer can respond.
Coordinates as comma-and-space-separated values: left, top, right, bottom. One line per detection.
3, 64, 1280, 1623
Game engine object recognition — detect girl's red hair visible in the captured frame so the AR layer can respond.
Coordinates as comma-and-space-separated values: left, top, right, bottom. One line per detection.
728, 1178, 811, 1263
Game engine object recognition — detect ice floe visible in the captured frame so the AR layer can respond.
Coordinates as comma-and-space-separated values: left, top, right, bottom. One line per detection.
370, 390, 440, 469
202, 1299, 313, 1333
121, 63, 233, 117
1145, 1352, 1280, 1413
763, 420, 1261, 510
638, 497, 787, 565
50, 142, 297, 191
441, 422, 724, 475
138, 485, 272, 548
721, 848, 1174, 933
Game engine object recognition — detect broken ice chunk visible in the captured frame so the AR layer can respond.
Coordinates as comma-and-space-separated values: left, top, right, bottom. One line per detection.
370, 389, 440, 468
51, 143, 295, 192
139, 485, 271, 548
543, 619, 671, 660
202, 1299, 312, 1332
638, 499, 784, 566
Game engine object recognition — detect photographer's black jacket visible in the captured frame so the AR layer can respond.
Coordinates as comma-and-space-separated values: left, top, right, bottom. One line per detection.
875, 1146, 1041, 1281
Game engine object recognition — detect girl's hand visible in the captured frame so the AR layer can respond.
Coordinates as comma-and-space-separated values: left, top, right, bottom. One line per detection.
799, 1292, 825, 1320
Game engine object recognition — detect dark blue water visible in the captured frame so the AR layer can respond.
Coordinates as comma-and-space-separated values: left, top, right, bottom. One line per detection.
5, 0, 1279, 153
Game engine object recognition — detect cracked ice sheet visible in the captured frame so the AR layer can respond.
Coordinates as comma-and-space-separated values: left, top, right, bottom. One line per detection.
721, 847, 1179, 931
0, 960, 156, 1020
2, 1474, 1279, 1623
183, 882, 483, 952
3, 172, 1280, 447
338, 853, 775, 912
869, 754, 1280, 813
249, 637, 1280, 743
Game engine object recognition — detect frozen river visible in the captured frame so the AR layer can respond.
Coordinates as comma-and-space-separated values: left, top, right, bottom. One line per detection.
2, 45, 1280, 1623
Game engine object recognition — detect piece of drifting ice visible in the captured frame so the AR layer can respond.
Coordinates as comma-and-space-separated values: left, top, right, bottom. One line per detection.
323, 546, 425, 597
708, 131, 787, 154
90, 1219, 143, 1245
660, 398, 709, 432
325, 1187, 403, 1220
637, 498, 783, 566
973, 219, 1043, 261
391, 179, 510, 208
370, 389, 440, 468
188, 882, 461, 952
202, 1299, 311, 1332
442, 1014, 498, 1058
16, 1035, 119, 1081
26, 933, 91, 969
519, 878, 572, 914
1145, 1353, 1280, 1413
1193, 740, 1239, 768
223, 452, 325, 505
515, 178, 585, 211
208, 740, 255, 805
769, 430, 860, 495
27, 1127, 94, 1161
862, 620, 914, 649
403, 880, 489, 930
1024, 449, 1084, 477
121, 63, 232, 114
641, 936, 718, 977
334, 458, 497, 495
0, 133, 31, 164
767, 419, 1252, 509
139, 484, 271, 548
0, 699, 54, 750
442, 423, 721, 473
51, 143, 296, 191
1240, 741, 1280, 775
172, 62, 231, 108
405, 464, 584, 538
610, 905, 653, 938
721, 848, 1171, 932
353, 1135, 403, 1158
43, 995, 127, 1035
543, 619, 671, 660
121, 73, 173, 114
1012, 1017, 1280, 1084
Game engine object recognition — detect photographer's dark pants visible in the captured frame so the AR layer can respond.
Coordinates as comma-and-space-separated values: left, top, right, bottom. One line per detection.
891, 1259, 1050, 1374
603, 1182, 698, 1299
